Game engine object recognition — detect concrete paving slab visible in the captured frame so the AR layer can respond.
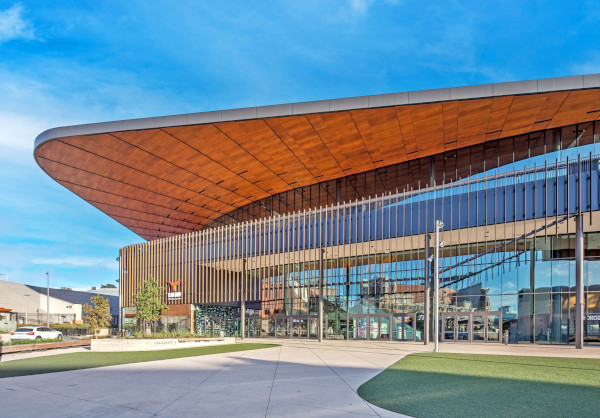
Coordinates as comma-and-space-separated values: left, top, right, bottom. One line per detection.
2, 339, 600, 417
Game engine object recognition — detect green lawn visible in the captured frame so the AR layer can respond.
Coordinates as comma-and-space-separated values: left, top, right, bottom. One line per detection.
358, 353, 600, 418
0, 343, 278, 379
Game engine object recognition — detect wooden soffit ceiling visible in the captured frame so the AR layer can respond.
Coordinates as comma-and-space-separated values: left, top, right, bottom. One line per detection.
35, 88, 600, 240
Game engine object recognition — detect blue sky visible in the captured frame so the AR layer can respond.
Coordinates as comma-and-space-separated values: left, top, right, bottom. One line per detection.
0, 1, 599, 289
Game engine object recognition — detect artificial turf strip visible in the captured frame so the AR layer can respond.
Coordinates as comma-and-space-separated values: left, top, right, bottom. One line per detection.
0, 343, 278, 379
358, 353, 600, 418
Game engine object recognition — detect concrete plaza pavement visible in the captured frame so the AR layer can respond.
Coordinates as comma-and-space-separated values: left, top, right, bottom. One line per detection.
1, 339, 600, 417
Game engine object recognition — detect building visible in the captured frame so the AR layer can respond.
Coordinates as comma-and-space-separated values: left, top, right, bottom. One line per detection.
0, 280, 119, 329
34, 74, 600, 345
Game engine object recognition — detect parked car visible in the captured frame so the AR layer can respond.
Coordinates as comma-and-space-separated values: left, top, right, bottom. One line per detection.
10, 326, 63, 341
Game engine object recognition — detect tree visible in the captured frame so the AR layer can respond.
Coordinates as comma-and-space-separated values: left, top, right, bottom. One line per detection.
101, 283, 116, 288
134, 276, 167, 335
83, 295, 112, 338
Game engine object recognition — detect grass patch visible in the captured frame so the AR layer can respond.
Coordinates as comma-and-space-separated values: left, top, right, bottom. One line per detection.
0, 343, 277, 379
358, 353, 600, 418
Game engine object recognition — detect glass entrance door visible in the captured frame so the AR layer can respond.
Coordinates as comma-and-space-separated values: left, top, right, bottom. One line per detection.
369, 317, 379, 339
380, 316, 390, 339
349, 316, 368, 339
472, 315, 485, 341
291, 317, 301, 337
309, 317, 318, 338
487, 314, 501, 342
392, 314, 416, 341
443, 314, 457, 341
442, 312, 502, 343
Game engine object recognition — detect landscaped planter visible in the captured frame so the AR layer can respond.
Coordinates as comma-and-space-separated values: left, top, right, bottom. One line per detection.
0, 339, 90, 354
90, 337, 235, 352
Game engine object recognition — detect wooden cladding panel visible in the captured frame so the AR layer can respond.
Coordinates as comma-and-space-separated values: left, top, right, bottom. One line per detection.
37, 89, 600, 240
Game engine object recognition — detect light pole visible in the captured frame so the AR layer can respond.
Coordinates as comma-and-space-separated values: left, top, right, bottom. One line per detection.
46, 271, 50, 327
24, 294, 30, 324
117, 256, 122, 333
433, 220, 445, 353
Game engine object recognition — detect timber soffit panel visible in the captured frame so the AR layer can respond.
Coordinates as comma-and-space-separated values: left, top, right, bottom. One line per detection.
34, 75, 600, 240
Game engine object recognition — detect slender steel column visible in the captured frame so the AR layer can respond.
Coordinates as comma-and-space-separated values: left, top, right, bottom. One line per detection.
241, 299, 246, 340
319, 249, 324, 342
46, 271, 50, 327
241, 259, 246, 340
434, 221, 443, 352
575, 215, 584, 349
424, 234, 431, 345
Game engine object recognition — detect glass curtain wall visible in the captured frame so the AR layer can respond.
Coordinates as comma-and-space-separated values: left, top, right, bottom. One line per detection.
121, 154, 600, 344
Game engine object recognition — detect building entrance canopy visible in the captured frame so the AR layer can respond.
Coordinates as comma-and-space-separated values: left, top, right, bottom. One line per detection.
34, 75, 600, 240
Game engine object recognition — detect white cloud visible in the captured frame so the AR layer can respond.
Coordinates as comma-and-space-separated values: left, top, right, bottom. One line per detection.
31, 257, 118, 270
348, 0, 374, 15
0, 4, 35, 44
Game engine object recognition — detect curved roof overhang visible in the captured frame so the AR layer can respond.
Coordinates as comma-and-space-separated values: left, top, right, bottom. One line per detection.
34, 74, 600, 240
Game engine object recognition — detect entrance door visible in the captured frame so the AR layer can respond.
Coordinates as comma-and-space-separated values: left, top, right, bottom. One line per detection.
369, 317, 379, 339
443, 314, 457, 341
291, 317, 301, 337
309, 317, 318, 338
392, 314, 416, 341
350, 316, 368, 339
275, 316, 287, 337
472, 315, 485, 341
457, 315, 470, 341
487, 314, 501, 342
380, 316, 390, 339
441, 312, 502, 343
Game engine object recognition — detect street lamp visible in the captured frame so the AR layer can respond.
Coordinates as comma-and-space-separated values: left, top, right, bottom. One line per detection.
46, 271, 50, 327
433, 220, 445, 352
24, 294, 30, 324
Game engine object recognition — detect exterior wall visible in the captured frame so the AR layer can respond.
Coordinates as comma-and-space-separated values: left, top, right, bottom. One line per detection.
120, 156, 600, 343
0, 280, 118, 325
0, 280, 80, 324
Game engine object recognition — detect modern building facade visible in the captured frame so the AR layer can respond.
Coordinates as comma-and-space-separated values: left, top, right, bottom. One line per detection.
35, 75, 600, 345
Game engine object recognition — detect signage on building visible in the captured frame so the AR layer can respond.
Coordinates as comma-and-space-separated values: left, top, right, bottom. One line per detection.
167, 279, 182, 301
587, 314, 600, 321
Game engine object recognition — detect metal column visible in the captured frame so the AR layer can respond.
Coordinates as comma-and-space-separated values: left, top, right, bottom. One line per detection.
241, 299, 245, 340
319, 249, 324, 342
424, 234, 431, 346
434, 220, 443, 352
575, 215, 584, 349
241, 259, 246, 340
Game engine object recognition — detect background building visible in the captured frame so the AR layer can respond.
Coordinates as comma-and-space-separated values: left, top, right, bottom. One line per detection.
0, 279, 119, 330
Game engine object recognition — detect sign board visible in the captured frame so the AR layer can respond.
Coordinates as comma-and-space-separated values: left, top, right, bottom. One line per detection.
167, 292, 182, 301
587, 314, 600, 321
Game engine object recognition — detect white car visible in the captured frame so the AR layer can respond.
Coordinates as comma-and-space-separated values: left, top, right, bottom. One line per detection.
10, 326, 63, 341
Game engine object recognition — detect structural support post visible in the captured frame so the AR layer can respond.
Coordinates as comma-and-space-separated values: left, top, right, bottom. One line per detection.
424, 234, 431, 346
241, 258, 246, 340
319, 249, 324, 342
434, 220, 443, 352
46, 271, 50, 327
241, 299, 246, 340
575, 214, 585, 349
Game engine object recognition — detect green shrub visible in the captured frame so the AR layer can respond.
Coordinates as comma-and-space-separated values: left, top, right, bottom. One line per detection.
123, 330, 201, 339
50, 324, 91, 329
0, 338, 64, 346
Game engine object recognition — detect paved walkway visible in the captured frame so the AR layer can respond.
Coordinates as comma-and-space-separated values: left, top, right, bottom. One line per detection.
1, 339, 599, 417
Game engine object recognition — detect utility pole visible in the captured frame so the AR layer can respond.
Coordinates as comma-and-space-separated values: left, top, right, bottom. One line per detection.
434, 220, 445, 353
46, 271, 50, 327
24, 294, 30, 324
